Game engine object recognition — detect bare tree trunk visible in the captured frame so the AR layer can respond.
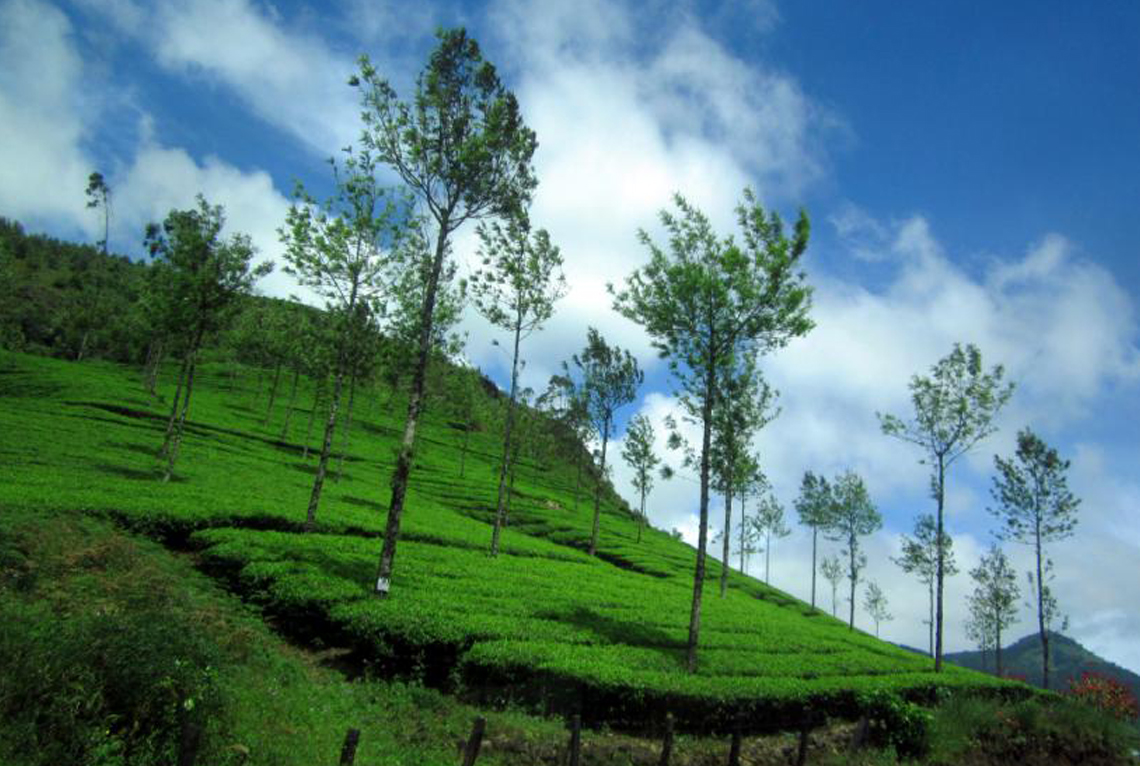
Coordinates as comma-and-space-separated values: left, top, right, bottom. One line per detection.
280, 366, 300, 440
848, 538, 857, 630
262, 359, 283, 427
459, 424, 470, 478
588, 420, 611, 557
163, 348, 199, 482
304, 364, 345, 531
302, 376, 325, 461
765, 528, 772, 584
160, 353, 190, 457
685, 358, 717, 673
809, 526, 818, 610
76, 329, 90, 362
491, 324, 522, 556
928, 578, 935, 656
996, 623, 1003, 677
375, 218, 450, 596
144, 337, 164, 396
1035, 521, 1050, 689
934, 458, 946, 672
638, 489, 645, 543
335, 369, 358, 482
720, 485, 733, 596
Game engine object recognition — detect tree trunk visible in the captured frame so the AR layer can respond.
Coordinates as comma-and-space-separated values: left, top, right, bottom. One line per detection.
163, 348, 199, 482
573, 451, 583, 511
996, 623, 1003, 677
934, 457, 946, 671
145, 337, 164, 396
375, 218, 450, 596
302, 376, 324, 461
848, 537, 857, 630
280, 366, 300, 440
809, 527, 817, 610
491, 324, 523, 556
589, 420, 611, 556
685, 357, 717, 673
160, 353, 190, 456
719, 484, 732, 597
638, 488, 645, 544
335, 369, 358, 482
262, 359, 283, 427
459, 425, 470, 478
927, 577, 935, 657
76, 329, 90, 362
1035, 519, 1049, 689
305, 282, 359, 530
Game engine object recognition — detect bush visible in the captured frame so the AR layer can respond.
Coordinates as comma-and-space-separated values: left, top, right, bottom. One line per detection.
0, 592, 226, 765
1067, 671, 1140, 723
859, 690, 932, 761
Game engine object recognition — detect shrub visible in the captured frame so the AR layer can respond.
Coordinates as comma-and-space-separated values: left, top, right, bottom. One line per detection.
858, 689, 932, 761
1067, 671, 1140, 722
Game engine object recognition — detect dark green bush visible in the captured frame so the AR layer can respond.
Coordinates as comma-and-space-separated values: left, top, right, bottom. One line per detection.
859, 689, 932, 761
0, 592, 226, 765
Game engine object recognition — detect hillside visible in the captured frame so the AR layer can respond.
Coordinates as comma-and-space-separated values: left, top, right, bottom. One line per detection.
946, 632, 1140, 706
0, 347, 1027, 738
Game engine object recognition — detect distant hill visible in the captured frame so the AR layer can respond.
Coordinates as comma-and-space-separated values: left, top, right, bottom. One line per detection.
945, 631, 1140, 707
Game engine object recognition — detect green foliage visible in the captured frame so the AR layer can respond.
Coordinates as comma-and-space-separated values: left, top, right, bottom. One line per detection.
859, 689, 933, 760
824, 471, 882, 629
862, 582, 893, 638
966, 543, 1020, 674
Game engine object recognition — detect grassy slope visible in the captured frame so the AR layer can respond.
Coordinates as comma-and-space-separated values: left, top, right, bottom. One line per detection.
0, 349, 1022, 734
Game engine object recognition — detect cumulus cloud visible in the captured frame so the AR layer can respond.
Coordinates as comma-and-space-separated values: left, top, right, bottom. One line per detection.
0, 0, 95, 232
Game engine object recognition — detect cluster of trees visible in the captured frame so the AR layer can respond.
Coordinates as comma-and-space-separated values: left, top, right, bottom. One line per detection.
880, 344, 1080, 687
6, 25, 1085, 684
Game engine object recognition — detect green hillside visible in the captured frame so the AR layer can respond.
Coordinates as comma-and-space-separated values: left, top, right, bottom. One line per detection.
946, 633, 1140, 711
0, 348, 1024, 736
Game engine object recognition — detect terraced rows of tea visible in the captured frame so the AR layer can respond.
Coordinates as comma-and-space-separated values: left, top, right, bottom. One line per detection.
0, 350, 1020, 733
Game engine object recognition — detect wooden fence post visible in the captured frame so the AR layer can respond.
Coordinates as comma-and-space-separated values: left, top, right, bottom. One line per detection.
658, 712, 674, 766
339, 728, 361, 765
567, 714, 581, 766
727, 724, 741, 766
461, 716, 486, 766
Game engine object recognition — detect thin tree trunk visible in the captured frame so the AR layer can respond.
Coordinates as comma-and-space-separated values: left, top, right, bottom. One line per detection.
719, 484, 733, 597
686, 358, 716, 673
1036, 520, 1049, 689
262, 359, 283, 427
335, 369, 358, 482
280, 366, 300, 440
810, 526, 818, 610
76, 329, 90, 362
935, 458, 946, 672
302, 376, 324, 461
996, 623, 1003, 677
375, 218, 451, 596
491, 324, 522, 556
163, 348, 199, 482
306, 283, 359, 530
848, 538, 857, 630
574, 452, 582, 511
459, 424, 470, 478
145, 337, 164, 396
160, 352, 190, 457
638, 489, 645, 543
588, 420, 611, 557
928, 577, 935, 657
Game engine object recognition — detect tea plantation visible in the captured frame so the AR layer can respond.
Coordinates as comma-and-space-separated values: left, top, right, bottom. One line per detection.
0, 349, 1022, 734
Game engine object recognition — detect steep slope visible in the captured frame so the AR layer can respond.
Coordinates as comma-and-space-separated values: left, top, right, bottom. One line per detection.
0, 349, 1025, 734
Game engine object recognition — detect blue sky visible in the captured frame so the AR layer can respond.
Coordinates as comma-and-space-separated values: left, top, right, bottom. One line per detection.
3, 0, 1139, 671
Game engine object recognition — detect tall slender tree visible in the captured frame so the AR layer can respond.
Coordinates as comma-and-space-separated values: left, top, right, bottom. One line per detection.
752, 488, 791, 585
989, 428, 1079, 689
710, 350, 778, 595
612, 189, 813, 672
621, 413, 660, 543
280, 145, 400, 532
471, 214, 567, 555
566, 328, 642, 556
145, 195, 271, 480
820, 554, 844, 618
794, 470, 835, 612
892, 513, 958, 656
863, 581, 893, 638
824, 470, 882, 630
362, 28, 539, 597
967, 543, 1020, 677
85, 172, 111, 257
734, 456, 764, 573
878, 343, 1014, 671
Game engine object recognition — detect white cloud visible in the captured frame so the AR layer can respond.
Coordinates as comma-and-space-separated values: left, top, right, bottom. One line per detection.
76, 0, 364, 157
0, 0, 94, 232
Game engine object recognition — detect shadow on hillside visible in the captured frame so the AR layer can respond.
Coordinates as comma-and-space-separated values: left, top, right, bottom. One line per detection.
553, 606, 684, 662
341, 495, 384, 511
91, 462, 185, 483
